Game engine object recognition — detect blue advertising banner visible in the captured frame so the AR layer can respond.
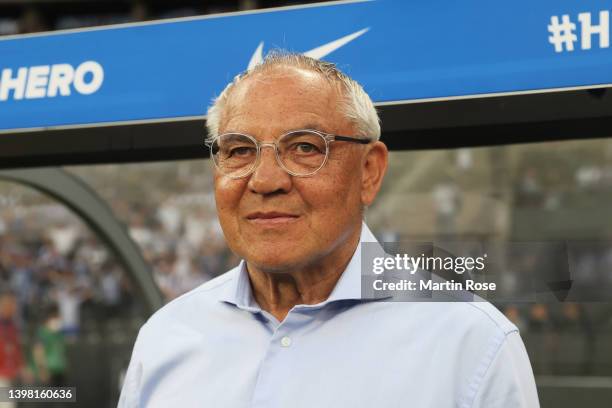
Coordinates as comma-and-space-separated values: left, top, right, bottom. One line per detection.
1, 0, 612, 131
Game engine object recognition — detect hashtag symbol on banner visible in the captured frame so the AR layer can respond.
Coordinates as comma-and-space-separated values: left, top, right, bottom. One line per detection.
548, 15, 578, 52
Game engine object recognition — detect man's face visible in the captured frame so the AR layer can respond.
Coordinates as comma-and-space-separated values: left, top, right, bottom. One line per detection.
214, 66, 378, 272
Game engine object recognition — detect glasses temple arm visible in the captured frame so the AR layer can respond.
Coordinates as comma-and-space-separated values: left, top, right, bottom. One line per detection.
332, 135, 372, 144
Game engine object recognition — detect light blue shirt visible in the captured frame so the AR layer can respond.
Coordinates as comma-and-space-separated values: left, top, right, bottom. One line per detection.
119, 224, 539, 408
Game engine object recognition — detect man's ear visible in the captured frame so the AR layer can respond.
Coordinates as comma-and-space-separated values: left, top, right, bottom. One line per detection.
361, 141, 388, 206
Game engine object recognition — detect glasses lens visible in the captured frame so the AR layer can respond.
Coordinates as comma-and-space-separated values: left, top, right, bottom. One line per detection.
211, 134, 257, 177
278, 130, 328, 176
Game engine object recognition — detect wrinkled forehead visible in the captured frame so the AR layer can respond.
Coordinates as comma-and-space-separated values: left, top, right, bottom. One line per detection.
221, 66, 348, 136
230, 65, 339, 101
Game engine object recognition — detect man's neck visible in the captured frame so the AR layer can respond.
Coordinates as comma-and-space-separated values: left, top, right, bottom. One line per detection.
246, 230, 361, 322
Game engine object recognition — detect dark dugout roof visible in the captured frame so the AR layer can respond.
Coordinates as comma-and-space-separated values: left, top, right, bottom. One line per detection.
2, 86, 612, 169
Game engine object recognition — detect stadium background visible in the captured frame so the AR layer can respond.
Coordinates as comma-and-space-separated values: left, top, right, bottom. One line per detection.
1, 1, 612, 407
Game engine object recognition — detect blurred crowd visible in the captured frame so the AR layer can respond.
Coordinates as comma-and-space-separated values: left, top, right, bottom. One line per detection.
1, 293, 67, 390
0, 187, 240, 404
0, 0, 309, 37
114, 195, 240, 300
515, 162, 612, 211
502, 302, 611, 375
0, 216, 135, 402
0, 230, 135, 337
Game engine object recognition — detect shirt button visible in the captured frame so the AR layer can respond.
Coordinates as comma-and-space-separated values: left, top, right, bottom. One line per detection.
280, 336, 292, 347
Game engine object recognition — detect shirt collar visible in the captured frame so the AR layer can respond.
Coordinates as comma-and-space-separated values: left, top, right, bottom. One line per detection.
219, 222, 382, 311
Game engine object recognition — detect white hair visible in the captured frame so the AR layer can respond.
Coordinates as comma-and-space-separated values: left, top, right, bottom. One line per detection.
205, 51, 381, 142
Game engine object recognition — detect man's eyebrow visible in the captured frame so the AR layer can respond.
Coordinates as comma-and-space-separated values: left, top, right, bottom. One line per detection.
296, 123, 326, 132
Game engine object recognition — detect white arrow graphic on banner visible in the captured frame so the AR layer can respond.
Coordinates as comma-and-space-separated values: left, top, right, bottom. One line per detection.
247, 27, 370, 69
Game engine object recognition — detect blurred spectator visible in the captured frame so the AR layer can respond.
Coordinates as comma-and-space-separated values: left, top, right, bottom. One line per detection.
456, 148, 473, 170
515, 167, 543, 207
527, 303, 559, 374
8, 248, 35, 326
575, 165, 602, 189
0, 292, 23, 408
100, 265, 122, 319
53, 270, 88, 341
504, 305, 527, 333
32, 304, 67, 387
528, 304, 557, 331
559, 303, 596, 374
0, 19, 18, 36
48, 223, 79, 256
432, 176, 461, 237
19, 6, 47, 34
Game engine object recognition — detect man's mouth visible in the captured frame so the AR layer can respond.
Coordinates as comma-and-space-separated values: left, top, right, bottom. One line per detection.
246, 211, 300, 225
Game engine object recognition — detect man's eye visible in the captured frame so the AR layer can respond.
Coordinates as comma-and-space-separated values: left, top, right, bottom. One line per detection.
228, 146, 255, 157
293, 143, 320, 154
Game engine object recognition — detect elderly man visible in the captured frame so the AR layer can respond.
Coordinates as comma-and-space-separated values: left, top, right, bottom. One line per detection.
119, 53, 539, 407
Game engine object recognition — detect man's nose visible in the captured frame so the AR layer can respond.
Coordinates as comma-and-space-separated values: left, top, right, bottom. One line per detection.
247, 144, 292, 194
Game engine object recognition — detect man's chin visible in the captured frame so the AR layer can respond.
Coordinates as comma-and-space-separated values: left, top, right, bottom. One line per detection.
244, 247, 313, 273
241, 222, 306, 245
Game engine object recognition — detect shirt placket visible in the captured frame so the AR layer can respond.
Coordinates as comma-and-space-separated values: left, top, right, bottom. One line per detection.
248, 307, 314, 408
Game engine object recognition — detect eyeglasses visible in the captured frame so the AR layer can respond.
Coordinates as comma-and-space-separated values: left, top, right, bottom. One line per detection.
206, 129, 371, 178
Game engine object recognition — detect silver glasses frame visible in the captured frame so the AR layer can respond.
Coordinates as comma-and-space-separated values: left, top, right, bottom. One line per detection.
205, 129, 371, 179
